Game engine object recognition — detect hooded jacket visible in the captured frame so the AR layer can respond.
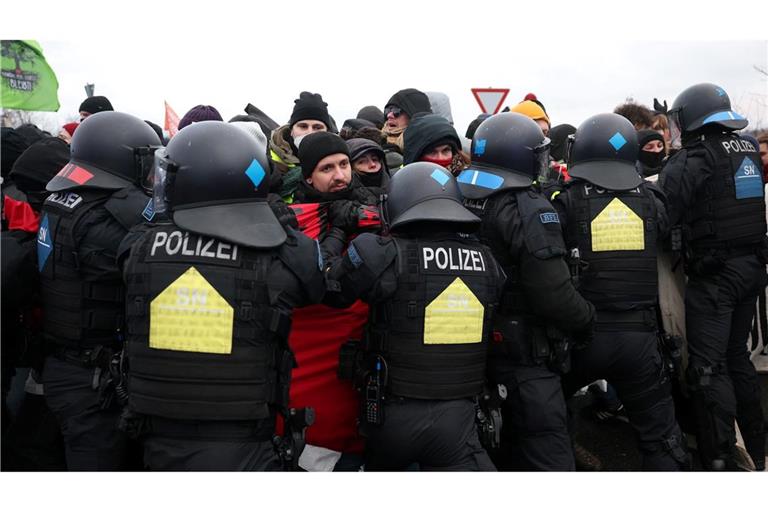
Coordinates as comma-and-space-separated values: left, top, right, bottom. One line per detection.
402, 114, 461, 165
269, 124, 303, 200
346, 138, 391, 195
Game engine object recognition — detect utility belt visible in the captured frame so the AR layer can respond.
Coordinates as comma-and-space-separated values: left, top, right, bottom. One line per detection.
50, 344, 128, 412
489, 317, 571, 374
685, 241, 767, 276
593, 309, 657, 332
50, 344, 116, 368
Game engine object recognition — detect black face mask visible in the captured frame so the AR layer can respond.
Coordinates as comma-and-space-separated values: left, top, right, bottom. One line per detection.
639, 150, 664, 172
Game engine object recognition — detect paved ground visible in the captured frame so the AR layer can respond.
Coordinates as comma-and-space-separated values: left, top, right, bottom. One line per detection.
569, 386, 767, 471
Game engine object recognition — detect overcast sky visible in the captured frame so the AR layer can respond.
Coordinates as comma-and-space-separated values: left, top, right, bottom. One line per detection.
4, 2, 768, 137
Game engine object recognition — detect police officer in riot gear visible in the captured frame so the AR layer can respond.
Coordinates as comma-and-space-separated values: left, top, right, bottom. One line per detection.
37, 111, 160, 470
325, 162, 505, 471
552, 113, 689, 470
456, 113, 595, 471
661, 83, 766, 471
120, 121, 324, 470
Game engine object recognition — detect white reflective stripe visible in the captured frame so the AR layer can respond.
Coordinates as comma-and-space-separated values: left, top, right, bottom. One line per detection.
471, 171, 479, 185
298, 444, 342, 472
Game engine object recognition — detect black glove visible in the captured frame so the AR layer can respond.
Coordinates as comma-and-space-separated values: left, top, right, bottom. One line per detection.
268, 194, 298, 230
572, 318, 594, 350
328, 200, 361, 235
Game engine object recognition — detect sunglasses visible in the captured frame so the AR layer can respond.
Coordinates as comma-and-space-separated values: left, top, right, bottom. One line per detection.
384, 106, 404, 118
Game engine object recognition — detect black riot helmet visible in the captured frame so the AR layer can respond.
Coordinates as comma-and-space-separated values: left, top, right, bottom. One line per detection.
456, 112, 550, 200
667, 83, 748, 149
46, 111, 161, 192
154, 120, 286, 248
383, 161, 479, 231
567, 113, 643, 191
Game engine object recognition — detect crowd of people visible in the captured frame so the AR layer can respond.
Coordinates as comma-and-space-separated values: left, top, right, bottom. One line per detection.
2, 82, 767, 472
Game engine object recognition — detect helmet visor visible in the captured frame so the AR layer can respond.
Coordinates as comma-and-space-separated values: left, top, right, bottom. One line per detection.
533, 137, 551, 185
151, 148, 178, 215
564, 134, 576, 166
668, 110, 683, 150
135, 146, 161, 194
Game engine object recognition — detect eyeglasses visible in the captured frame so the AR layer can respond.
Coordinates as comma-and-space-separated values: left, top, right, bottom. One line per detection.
384, 106, 404, 118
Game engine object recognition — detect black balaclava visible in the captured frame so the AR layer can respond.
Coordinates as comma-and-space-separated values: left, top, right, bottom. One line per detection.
637, 129, 665, 174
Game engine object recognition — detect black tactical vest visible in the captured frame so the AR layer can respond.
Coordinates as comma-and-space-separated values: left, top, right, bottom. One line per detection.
365, 235, 501, 400
563, 182, 658, 311
38, 189, 129, 348
685, 133, 766, 250
123, 223, 293, 421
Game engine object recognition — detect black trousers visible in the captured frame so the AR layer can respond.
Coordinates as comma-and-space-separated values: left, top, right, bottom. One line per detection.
362, 398, 496, 471
42, 355, 127, 470
685, 254, 767, 469
140, 417, 281, 471
488, 358, 575, 471
563, 327, 687, 470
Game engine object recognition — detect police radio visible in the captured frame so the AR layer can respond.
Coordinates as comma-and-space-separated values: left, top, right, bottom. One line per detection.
363, 356, 386, 426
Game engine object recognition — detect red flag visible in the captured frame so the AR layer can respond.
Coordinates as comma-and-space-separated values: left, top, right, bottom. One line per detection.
164, 101, 179, 138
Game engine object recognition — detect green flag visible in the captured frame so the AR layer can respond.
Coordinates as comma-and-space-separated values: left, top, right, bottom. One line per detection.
0, 40, 60, 112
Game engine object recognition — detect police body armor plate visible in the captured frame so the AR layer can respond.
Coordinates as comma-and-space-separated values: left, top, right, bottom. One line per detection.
685, 133, 766, 250
564, 182, 658, 311
37, 188, 144, 348
366, 235, 502, 400
123, 224, 291, 421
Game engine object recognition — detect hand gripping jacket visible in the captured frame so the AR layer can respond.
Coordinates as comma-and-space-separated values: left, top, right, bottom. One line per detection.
38, 187, 151, 348
361, 234, 503, 400
123, 223, 319, 421
560, 182, 659, 312
684, 133, 766, 251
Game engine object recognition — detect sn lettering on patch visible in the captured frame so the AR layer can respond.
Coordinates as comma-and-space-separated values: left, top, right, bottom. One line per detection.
539, 212, 560, 224
734, 157, 763, 200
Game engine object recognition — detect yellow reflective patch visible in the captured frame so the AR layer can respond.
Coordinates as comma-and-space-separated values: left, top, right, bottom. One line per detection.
424, 277, 484, 345
149, 266, 234, 354
590, 198, 645, 252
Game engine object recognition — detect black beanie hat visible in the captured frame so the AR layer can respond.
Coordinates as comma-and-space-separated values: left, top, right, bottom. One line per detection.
385, 88, 432, 118
78, 95, 113, 115
357, 105, 385, 129
289, 92, 331, 130
298, 131, 350, 179
549, 124, 577, 161
637, 129, 665, 149
465, 114, 491, 139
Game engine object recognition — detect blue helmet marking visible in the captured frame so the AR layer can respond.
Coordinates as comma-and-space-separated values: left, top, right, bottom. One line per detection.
702, 110, 745, 125
244, 159, 266, 188
430, 169, 450, 186
609, 132, 627, 151
474, 139, 487, 156
457, 169, 504, 189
